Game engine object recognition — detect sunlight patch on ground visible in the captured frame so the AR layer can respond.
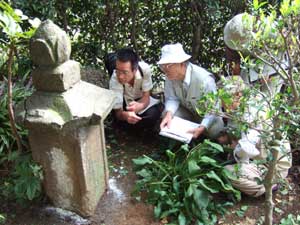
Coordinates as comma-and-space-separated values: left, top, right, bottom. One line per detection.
108, 177, 126, 202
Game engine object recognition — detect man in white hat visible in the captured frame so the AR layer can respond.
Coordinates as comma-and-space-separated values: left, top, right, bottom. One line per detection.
224, 13, 288, 95
158, 43, 224, 140
218, 76, 291, 197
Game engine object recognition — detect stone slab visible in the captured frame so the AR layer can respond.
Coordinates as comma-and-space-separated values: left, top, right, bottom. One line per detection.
23, 81, 116, 127
32, 60, 81, 92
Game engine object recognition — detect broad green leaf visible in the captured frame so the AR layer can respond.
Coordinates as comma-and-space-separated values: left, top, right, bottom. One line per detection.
206, 170, 224, 186
188, 160, 200, 174
0, 214, 6, 224
241, 205, 248, 211
154, 203, 161, 218
274, 207, 283, 214
292, 0, 300, 13
199, 208, 210, 224
166, 149, 175, 161
280, 0, 291, 16
172, 175, 180, 193
206, 171, 241, 199
186, 183, 196, 197
193, 188, 209, 209
198, 178, 219, 193
253, 0, 259, 10
0, 11, 22, 36
0, 135, 9, 148
199, 156, 218, 166
26, 180, 39, 200
235, 210, 245, 217
178, 212, 186, 225
195, 220, 204, 225
180, 144, 190, 152
204, 140, 223, 152
154, 189, 167, 197
132, 156, 152, 165
160, 208, 179, 218
136, 169, 151, 178
222, 168, 238, 180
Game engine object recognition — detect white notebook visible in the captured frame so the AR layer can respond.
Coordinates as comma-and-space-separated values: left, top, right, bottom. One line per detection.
137, 97, 160, 115
159, 116, 199, 144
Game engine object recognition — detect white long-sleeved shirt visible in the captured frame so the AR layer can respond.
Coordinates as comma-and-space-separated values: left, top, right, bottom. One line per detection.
164, 62, 221, 129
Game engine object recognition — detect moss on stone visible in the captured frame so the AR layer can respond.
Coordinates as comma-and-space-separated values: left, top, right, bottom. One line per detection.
51, 96, 72, 122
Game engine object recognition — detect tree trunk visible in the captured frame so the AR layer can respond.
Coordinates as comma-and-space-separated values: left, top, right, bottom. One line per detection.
7, 45, 23, 152
264, 117, 281, 225
105, 1, 117, 50
191, 25, 201, 64
56, 0, 68, 32
264, 150, 278, 225
190, 1, 203, 64
129, 0, 138, 52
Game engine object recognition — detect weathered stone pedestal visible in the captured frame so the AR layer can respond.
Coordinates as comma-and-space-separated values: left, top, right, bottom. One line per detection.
17, 20, 115, 217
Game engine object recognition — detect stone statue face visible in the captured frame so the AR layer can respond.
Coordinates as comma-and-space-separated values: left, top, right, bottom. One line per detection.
30, 20, 71, 67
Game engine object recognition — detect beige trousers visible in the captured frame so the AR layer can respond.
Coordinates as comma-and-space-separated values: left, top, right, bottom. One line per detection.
225, 163, 265, 197
225, 145, 291, 197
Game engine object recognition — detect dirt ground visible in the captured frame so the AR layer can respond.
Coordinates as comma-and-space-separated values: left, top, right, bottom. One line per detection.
1, 125, 300, 225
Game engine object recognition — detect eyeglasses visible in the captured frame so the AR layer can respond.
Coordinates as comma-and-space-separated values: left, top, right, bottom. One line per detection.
159, 63, 174, 71
115, 68, 130, 76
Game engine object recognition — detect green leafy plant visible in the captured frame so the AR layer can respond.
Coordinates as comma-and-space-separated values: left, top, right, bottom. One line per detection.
235, 205, 248, 218
0, 83, 32, 154
0, 214, 6, 225
279, 214, 300, 225
0, 1, 43, 203
133, 140, 240, 225
0, 80, 43, 203
1, 153, 43, 202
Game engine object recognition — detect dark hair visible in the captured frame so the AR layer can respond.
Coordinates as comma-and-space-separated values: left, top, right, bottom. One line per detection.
116, 48, 139, 71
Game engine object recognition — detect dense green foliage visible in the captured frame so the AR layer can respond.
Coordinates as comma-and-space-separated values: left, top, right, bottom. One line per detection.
0, 82, 42, 202
0, 0, 42, 203
10, 0, 246, 85
133, 140, 240, 225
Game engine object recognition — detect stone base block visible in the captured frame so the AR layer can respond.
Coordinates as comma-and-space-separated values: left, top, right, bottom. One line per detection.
28, 122, 108, 217
32, 60, 80, 92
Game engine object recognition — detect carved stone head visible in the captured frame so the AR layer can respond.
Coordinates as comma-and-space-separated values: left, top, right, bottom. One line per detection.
30, 20, 71, 67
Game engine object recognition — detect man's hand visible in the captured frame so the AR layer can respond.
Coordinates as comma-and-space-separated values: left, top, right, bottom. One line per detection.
126, 111, 142, 124
126, 101, 143, 113
160, 111, 173, 130
188, 126, 206, 139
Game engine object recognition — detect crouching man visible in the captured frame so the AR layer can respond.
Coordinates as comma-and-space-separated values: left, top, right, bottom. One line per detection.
109, 48, 161, 131
158, 43, 224, 140
218, 76, 291, 197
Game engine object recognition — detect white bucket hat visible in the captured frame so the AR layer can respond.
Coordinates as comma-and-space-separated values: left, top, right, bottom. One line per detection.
157, 43, 191, 64
224, 13, 253, 51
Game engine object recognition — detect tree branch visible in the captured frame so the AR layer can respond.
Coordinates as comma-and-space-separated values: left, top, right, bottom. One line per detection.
7, 43, 23, 153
